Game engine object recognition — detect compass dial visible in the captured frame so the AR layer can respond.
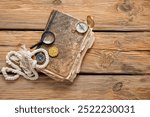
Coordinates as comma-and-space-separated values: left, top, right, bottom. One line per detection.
36, 52, 46, 64
76, 22, 88, 34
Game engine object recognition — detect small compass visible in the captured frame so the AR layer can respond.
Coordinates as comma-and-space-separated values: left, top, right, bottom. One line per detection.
35, 52, 46, 64
76, 22, 88, 34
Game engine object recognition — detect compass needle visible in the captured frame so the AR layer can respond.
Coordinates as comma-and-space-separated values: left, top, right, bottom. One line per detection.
76, 22, 88, 34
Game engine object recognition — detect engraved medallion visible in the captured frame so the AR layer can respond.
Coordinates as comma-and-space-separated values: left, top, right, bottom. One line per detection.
48, 46, 59, 57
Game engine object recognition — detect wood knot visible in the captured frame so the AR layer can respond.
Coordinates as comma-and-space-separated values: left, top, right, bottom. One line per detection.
113, 82, 123, 92
98, 51, 119, 69
52, 0, 62, 5
116, 0, 143, 17
117, 0, 133, 12
114, 40, 122, 49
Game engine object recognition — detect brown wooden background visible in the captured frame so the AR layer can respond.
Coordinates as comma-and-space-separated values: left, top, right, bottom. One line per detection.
0, 0, 150, 99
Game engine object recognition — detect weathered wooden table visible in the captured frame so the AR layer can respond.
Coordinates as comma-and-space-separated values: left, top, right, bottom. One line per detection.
0, 0, 150, 99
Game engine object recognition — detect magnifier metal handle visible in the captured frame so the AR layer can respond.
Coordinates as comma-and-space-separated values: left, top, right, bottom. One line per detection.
30, 41, 42, 49
30, 10, 57, 49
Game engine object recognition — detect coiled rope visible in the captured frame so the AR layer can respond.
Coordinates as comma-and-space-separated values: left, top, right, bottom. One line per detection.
1, 45, 49, 80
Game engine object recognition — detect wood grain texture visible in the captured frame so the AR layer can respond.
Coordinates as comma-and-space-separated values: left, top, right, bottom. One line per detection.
0, 0, 150, 100
0, 0, 150, 30
0, 31, 150, 74
0, 75, 149, 99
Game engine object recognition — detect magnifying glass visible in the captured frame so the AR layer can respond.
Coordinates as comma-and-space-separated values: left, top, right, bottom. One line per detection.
42, 31, 55, 45
30, 11, 57, 49
30, 31, 55, 49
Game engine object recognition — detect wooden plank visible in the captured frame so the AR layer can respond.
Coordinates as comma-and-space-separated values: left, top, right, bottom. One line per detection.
0, 31, 150, 51
0, 75, 149, 99
0, 0, 150, 30
0, 31, 150, 74
82, 50, 150, 74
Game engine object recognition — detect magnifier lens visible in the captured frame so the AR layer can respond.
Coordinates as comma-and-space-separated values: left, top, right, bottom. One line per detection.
42, 32, 55, 45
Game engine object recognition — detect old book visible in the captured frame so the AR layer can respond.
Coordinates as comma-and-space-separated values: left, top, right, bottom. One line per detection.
38, 10, 95, 82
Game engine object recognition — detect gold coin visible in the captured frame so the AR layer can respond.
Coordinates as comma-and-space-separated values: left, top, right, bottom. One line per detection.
48, 46, 59, 57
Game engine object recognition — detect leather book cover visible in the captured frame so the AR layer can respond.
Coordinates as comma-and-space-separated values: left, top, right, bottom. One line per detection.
38, 10, 95, 82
